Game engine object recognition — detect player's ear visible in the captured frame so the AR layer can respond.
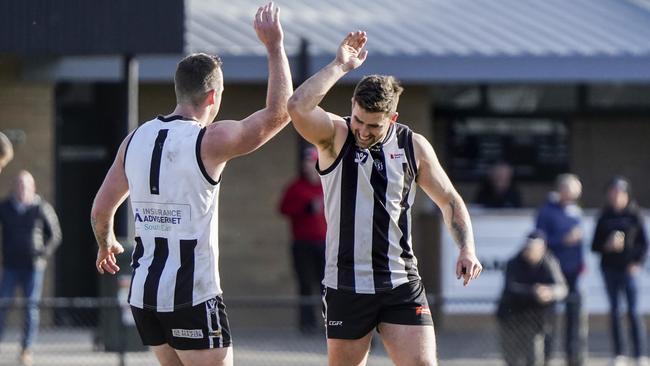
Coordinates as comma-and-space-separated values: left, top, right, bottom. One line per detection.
390, 112, 399, 123
205, 89, 216, 106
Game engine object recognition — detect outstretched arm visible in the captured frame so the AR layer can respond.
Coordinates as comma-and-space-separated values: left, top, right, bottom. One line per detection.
90, 134, 131, 275
204, 3, 293, 164
288, 31, 368, 155
413, 133, 482, 286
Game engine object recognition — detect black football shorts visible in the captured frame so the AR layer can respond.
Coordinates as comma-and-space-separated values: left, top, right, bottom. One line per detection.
323, 280, 433, 339
131, 295, 231, 350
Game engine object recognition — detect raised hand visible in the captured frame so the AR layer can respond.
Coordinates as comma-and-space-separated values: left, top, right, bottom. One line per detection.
336, 31, 368, 72
254, 2, 283, 50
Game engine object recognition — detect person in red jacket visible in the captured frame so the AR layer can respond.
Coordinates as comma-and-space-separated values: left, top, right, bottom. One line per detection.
279, 146, 326, 334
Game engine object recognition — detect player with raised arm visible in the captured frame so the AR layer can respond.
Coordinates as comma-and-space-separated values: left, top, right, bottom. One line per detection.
287, 31, 482, 366
90, 3, 291, 366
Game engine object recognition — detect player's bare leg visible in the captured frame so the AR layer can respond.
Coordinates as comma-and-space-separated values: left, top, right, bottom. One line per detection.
328, 331, 373, 366
176, 347, 233, 366
151, 344, 184, 366
379, 323, 437, 366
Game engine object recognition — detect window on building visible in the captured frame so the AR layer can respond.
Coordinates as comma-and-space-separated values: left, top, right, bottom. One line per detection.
432, 85, 481, 109
487, 85, 576, 112
447, 117, 569, 182
588, 84, 650, 108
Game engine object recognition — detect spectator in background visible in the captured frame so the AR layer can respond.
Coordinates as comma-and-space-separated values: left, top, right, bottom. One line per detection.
536, 173, 587, 366
0, 131, 14, 173
591, 177, 648, 366
279, 146, 326, 334
497, 230, 567, 366
0, 170, 62, 366
474, 161, 522, 208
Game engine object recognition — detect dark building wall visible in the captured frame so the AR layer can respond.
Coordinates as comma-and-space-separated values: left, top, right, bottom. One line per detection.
0, 0, 184, 55
572, 115, 650, 208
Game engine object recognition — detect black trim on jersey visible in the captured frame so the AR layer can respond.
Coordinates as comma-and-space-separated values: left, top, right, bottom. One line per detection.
174, 239, 198, 309
396, 125, 419, 280
123, 126, 140, 170
398, 162, 418, 280
196, 127, 220, 185
157, 114, 199, 122
396, 124, 417, 178
338, 142, 359, 290
369, 147, 392, 289
379, 123, 395, 146
128, 237, 145, 304
318, 118, 355, 176
149, 129, 169, 195
143, 237, 170, 309
405, 128, 418, 177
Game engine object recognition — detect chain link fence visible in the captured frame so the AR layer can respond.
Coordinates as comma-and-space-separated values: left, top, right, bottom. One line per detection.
0, 296, 622, 365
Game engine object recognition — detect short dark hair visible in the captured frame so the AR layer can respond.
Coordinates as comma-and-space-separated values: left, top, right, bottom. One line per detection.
527, 229, 547, 242
606, 175, 630, 194
352, 75, 404, 114
174, 53, 223, 107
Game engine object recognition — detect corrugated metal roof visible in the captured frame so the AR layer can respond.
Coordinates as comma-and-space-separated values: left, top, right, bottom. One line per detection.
24, 0, 650, 83
185, 0, 650, 57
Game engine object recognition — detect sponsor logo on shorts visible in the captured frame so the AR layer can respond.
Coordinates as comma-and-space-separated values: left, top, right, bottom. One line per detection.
328, 320, 343, 326
208, 299, 217, 310
416, 306, 431, 316
172, 328, 204, 339
208, 329, 222, 337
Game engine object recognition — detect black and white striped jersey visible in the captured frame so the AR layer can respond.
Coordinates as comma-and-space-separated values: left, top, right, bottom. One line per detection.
319, 118, 420, 294
124, 115, 221, 312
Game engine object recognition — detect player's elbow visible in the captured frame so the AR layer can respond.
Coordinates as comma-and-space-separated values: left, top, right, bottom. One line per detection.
287, 94, 309, 118
287, 94, 300, 112
263, 114, 291, 139
266, 105, 291, 127
277, 111, 292, 125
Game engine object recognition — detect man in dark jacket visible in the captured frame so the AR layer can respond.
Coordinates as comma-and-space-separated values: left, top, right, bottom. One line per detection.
592, 177, 648, 366
497, 230, 567, 366
536, 173, 586, 366
0, 170, 61, 365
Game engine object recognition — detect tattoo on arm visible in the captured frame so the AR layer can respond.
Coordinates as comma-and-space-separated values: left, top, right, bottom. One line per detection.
91, 216, 112, 250
449, 199, 469, 250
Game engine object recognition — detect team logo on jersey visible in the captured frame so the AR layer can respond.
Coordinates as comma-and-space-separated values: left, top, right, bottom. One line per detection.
374, 160, 384, 171
354, 150, 369, 164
